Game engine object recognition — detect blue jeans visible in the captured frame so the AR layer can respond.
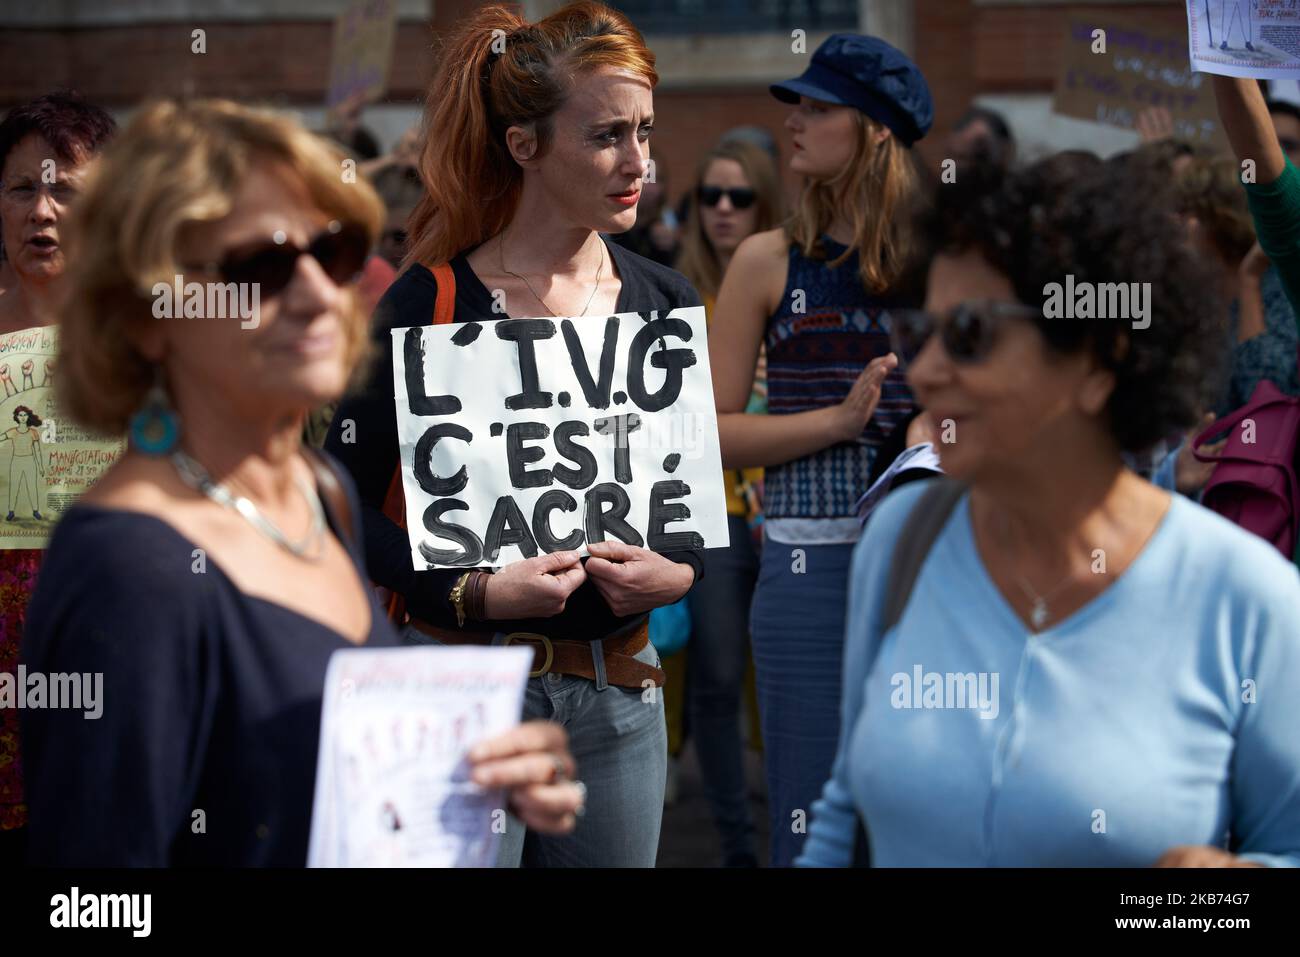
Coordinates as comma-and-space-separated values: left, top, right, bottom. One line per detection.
402, 625, 666, 867
686, 513, 758, 863
749, 537, 855, 867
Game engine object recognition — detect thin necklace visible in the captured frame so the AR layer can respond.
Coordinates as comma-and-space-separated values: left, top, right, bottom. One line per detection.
999, 512, 1079, 631
498, 230, 605, 317
171, 449, 327, 561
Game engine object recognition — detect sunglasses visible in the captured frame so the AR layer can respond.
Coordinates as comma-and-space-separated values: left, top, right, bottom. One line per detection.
888, 301, 1042, 367
697, 185, 757, 209
186, 220, 370, 298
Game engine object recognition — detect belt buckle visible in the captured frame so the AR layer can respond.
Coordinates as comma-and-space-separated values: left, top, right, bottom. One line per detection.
503, 632, 554, 678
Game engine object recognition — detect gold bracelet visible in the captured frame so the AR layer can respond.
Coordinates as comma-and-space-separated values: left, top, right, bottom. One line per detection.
449, 571, 472, 627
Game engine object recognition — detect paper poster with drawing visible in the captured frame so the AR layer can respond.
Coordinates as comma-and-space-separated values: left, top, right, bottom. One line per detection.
0, 325, 123, 549
306, 644, 532, 868
388, 306, 729, 570
1187, 0, 1300, 78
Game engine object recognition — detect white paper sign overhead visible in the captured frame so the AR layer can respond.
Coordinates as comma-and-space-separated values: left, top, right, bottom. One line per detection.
307, 644, 532, 868
390, 306, 729, 569
1187, 1, 1300, 78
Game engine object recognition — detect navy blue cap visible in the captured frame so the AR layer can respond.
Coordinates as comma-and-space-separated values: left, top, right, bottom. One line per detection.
770, 34, 933, 147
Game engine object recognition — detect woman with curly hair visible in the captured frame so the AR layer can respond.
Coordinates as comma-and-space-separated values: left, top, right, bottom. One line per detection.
797, 157, 1300, 866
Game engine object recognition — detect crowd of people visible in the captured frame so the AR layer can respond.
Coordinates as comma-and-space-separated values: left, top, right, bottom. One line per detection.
1, 0, 1298, 868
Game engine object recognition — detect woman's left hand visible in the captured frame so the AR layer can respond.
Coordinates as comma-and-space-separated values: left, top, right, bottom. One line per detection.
584, 541, 695, 616
469, 720, 585, 835
1154, 845, 1262, 867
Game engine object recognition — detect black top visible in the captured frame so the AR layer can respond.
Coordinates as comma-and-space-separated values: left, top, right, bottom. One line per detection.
19, 457, 399, 866
324, 235, 706, 641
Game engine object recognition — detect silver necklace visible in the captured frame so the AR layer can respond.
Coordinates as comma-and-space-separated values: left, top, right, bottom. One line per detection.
999, 513, 1078, 630
498, 231, 605, 317
1013, 571, 1076, 631
171, 449, 327, 561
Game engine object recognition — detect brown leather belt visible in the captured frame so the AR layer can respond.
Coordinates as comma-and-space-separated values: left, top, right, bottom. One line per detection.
406, 617, 665, 689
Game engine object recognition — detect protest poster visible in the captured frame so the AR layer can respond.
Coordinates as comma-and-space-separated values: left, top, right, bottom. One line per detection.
325, 0, 399, 122
0, 325, 122, 549
388, 306, 729, 570
307, 644, 533, 868
1187, 0, 1300, 79
1053, 10, 1229, 149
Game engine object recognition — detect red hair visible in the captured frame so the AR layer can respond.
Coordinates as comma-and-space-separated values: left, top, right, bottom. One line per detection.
405, 2, 657, 270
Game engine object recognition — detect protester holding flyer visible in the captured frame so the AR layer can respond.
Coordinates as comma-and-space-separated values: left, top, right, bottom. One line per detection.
0, 91, 116, 867
19, 99, 584, 866
325, 2, 714, 868
707, 33, 929, 867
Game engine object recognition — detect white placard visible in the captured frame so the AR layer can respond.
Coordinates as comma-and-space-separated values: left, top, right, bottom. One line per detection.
389, 306, 729, 569
307, 644, 532, 868
1187, 1, 1300, 79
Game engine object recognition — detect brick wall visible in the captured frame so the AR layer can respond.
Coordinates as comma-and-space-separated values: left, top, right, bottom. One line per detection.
912, 1, 1186, 167
0, 2, 1190, 205
0, 20, 438, 107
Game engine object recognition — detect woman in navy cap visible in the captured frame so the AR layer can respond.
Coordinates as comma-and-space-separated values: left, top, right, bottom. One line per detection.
709, 32, 932, 867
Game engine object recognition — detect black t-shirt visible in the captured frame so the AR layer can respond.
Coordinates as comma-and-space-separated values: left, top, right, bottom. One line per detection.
20, 456, 398, 866
324, 234, 706, 641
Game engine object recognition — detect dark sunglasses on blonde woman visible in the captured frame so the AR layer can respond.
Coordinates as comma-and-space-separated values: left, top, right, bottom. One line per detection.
697, 185, 757, 209
888, 301, 1042, 368
185, 219, 370, 298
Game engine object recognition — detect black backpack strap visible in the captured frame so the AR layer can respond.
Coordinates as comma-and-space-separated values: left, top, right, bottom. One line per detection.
881, 477, 969, 631
850, 476, 966, 867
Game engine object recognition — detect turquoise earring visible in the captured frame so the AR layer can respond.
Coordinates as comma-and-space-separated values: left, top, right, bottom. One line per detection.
128, 371, 180, 455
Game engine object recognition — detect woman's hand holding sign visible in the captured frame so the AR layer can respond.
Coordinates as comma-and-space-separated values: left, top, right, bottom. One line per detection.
584, 540, 695, 616
483, 550, 587, 619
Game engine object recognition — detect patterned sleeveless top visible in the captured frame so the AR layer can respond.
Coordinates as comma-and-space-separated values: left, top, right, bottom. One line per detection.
763, 235, 914, 521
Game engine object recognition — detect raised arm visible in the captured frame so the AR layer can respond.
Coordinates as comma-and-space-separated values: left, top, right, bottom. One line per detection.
1212, 76, 1286, 184
1214, 75, 1300, 331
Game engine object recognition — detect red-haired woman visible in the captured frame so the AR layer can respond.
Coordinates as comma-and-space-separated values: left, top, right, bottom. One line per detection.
708, 34, 933, 866
326, 2, 703, 867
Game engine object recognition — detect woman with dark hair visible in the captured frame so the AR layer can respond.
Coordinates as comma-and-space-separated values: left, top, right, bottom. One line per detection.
0, 89, 116, 865
325, 1, 704, 867
708, 33, 931, 867
797, 157, 1300, 867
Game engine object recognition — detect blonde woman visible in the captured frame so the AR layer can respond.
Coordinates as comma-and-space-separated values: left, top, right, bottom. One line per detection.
19, 100, 583, 866
708, 33, 931, 866
675, 137, 782, 866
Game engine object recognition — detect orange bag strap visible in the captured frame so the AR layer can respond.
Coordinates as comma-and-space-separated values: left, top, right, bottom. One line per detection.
381, 262, 457, 622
